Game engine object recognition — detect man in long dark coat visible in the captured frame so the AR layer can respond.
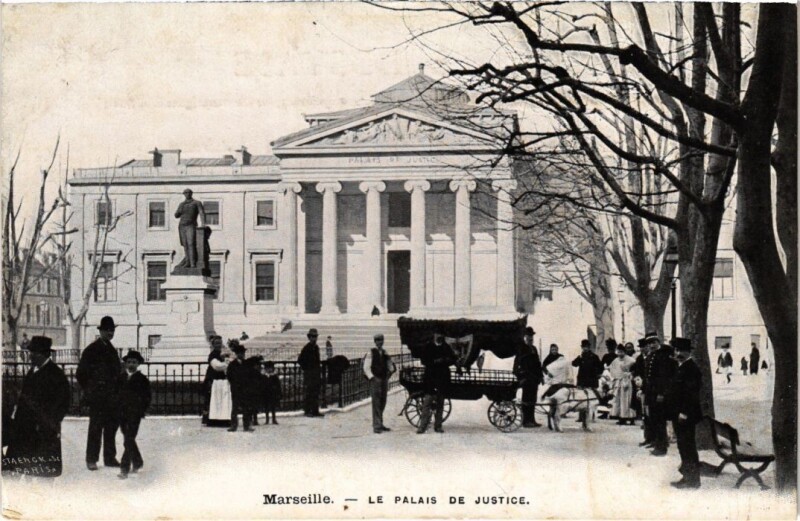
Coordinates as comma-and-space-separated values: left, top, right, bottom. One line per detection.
749, 343, 761, 375
417, 334, 455, 434
514, 327, 542, 428
4, 336, 70, 477
666, 337, 703, 489
571, 339, 604, 389
76, 315, 122, 470
645, 334, 678, 457
297, 328, 324, 418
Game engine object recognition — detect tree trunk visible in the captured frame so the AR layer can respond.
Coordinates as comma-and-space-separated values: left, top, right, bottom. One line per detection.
69, 318, 84, 352
641, 299, 665, 340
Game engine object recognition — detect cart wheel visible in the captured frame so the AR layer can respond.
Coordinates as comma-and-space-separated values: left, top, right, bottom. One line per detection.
441, 398, 452, 424
404, 394, 423, 428
488, 400, 522, 433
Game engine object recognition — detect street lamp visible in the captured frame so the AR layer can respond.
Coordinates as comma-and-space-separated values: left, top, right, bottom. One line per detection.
664, 245, 680, 340
618, 289, 626, 343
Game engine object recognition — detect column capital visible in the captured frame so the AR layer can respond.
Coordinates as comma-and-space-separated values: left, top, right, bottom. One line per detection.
404, 180, 431, 193
280, 182, 303, 194
358, 181, 387, 194
491, 179, 517, 192
449, 179, 477, 193
316, 181, 342, 194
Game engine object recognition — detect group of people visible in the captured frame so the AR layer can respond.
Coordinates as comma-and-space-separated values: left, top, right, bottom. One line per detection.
3, 316, 151, 480
736, 343, 768, 376
203, 335, 282, 431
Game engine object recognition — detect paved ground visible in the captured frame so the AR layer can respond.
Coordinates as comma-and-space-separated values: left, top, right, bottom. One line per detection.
2, 370, 795, 520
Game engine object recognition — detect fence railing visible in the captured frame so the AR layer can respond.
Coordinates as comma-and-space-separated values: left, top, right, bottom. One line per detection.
2, 352, 414, 417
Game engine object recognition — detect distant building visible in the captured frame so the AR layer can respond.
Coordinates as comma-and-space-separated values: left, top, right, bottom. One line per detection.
68, 66, 537, 351
4, 255, 67, 348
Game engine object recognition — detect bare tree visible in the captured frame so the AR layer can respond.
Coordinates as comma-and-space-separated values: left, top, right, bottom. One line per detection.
3, 140, 63, 349
380, 1, 795, 487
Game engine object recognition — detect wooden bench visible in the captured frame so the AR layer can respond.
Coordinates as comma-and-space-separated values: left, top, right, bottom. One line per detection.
706, 415, 775, 490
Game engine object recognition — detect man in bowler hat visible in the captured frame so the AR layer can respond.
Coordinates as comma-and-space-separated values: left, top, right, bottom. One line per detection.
667, 338, 703, 489
4, 336, 70, 477
76, 316, 122, 470
298, 328, 324, 417
117, 350, 151, 479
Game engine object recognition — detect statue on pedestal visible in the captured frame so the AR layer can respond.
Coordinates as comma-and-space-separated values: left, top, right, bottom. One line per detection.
173, 188, 211, 276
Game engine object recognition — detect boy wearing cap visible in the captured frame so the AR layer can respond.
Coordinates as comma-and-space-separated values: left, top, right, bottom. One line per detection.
261, 362, 282, 425
5, 336, 70, 477
363, 334, 396, 434
118, 350, 151, 479
666, 338, 703, 489
76, 316, 122, 471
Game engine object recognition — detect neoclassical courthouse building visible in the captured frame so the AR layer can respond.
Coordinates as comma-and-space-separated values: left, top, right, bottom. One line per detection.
69, 68, 536, 351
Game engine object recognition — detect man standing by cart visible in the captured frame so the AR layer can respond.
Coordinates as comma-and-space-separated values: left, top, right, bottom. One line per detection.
417, 333, 455, 434
514, 327, 542, 428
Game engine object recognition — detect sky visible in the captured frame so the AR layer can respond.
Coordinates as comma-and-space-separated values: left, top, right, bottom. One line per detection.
1, 2, 487, 218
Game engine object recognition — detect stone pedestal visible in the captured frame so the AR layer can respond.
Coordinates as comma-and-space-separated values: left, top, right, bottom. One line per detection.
149, 275, 217, 363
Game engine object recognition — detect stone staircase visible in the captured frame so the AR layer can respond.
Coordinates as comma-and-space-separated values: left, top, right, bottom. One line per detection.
243, 317, 405, 361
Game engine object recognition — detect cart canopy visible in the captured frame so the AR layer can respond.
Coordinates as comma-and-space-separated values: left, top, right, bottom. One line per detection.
397, 316, 527, 365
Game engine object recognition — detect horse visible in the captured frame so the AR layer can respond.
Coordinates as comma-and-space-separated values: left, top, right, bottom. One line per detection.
545, 385, 603, 433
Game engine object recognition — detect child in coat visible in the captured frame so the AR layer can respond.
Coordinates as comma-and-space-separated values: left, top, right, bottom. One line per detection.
118, 350, 151, 479
262, 362, 282, 425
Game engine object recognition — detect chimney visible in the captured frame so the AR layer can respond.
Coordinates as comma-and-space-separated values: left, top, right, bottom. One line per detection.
159, 149, 181, 168
234, 146, 251, 166
150, 148, 162, 167
419, 63, 425, 75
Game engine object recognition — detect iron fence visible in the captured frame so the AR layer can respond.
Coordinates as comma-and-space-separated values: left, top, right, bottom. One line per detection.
2, 352, 415, 417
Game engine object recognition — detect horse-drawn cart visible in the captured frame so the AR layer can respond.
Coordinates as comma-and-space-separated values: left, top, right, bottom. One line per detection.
396, 316, 528, 433
399, 366, 522, 432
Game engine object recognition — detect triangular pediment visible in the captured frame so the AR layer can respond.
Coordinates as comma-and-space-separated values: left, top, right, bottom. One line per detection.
273, 107, 503, 151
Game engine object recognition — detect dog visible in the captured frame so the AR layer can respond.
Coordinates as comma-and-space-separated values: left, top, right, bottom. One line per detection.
546, 386, 601, 433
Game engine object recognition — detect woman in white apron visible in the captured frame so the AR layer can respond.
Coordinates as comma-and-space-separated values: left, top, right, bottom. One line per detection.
204, 336, 232, 427
609, 345, 636, 425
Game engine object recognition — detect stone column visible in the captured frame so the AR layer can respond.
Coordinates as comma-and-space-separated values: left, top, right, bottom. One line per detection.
404, 180, 431, 312
449, 179, 476, 309
359, 181, 386, 313
316, 181, 342, 314
281, 182, 303, 313
492, 179, 517, 311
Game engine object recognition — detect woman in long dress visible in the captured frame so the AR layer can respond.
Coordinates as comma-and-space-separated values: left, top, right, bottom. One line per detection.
609, 345, 636, 425
205, 336, 232, 427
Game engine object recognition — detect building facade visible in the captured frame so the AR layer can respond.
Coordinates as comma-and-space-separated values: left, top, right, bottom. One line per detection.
68, 69, 534, 350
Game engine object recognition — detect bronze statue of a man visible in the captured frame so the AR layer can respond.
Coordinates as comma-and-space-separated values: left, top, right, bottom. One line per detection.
174, 188, 205, 268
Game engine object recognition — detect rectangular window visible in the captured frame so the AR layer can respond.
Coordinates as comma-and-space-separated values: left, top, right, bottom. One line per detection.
534, 289, 553, 301
711, 259, 734, 299
715, 336, 732, 350
94, 262, 116, 302
148, 335, 162, 348
255, 262, 276, 302
209, 261, 222, 300
44, 308, 50, 326
148, 201, 166, 228
55, 307, 61, 325
146, 261, 168, 302
388, 193, 411, 227
203, 201, 220, 227
25, 304, 31, 324
36, 305, 41, 324
96, 200, 113, 226
255, 200, 275, 228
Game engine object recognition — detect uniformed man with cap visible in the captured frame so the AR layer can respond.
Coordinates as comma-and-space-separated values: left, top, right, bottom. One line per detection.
4, 336, 70, 477
174, 188, 206, 268
362, 333, 396, 433
643, 332, 678, 456
298, 328, 324, 417
76, 316, 122, 470
666, 337, 703, 489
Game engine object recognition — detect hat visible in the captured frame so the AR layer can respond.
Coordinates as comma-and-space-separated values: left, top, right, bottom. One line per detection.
605, 338, 617, 349
374, 333, 384, 341
122, 349, 144, 363
263, 361, 275, 370
637, 338, 647, 348
524, 327, 535, 336
183, 188, 193, 195
672, 337, 693, 352
98, 316, 117, 331
27, 336, 53, 353
228, 339, 246, 354
644, 331, 660, 343
307, 328, 318, 337
580, 339, 591, 348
